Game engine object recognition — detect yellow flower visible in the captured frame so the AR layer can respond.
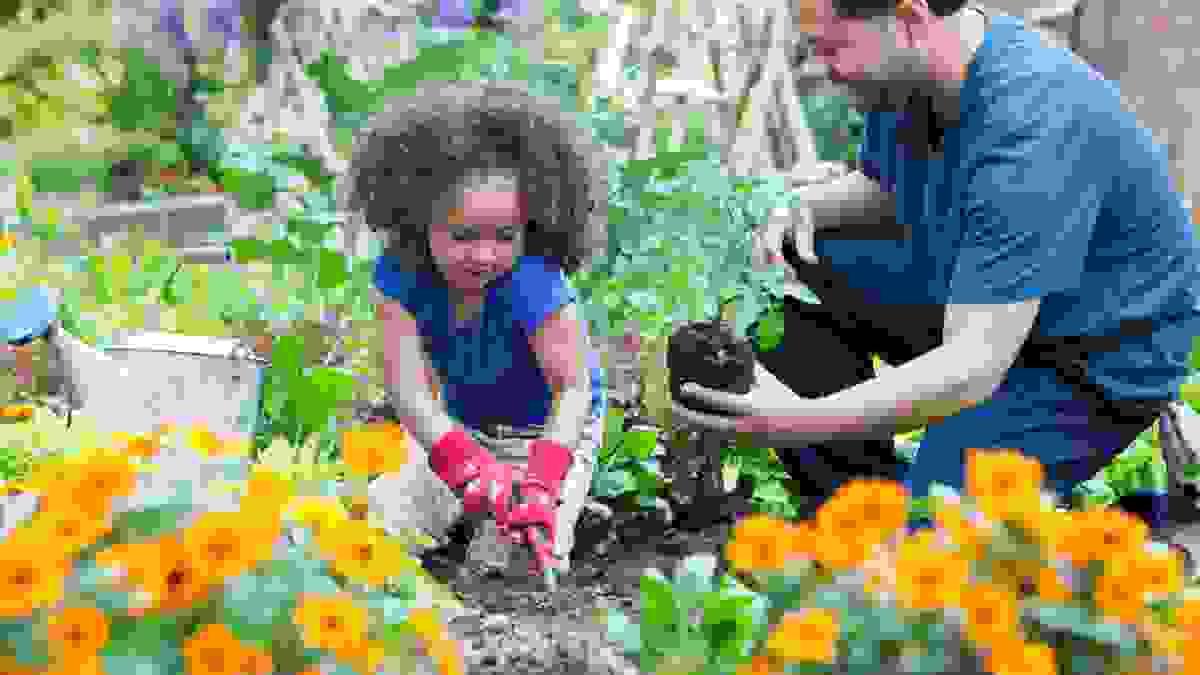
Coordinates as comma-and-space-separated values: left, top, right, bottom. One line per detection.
0, 404, 33, 420
965, 449, 1044, 522
26, 507, 113, 556
963, 583, 1020, 649
893, 533, 970, 611
36, 451, 137, 517
764, 609, 839, 664
332, 640, 387, 675
316, 518, 408, 587
285, 495, 349, 537
294, 594, 369, 653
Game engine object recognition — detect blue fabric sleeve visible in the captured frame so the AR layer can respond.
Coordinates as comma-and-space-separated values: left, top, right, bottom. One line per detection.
373, 255, 422, 308
947, 102, 1108, 306
509, 257, 578, 336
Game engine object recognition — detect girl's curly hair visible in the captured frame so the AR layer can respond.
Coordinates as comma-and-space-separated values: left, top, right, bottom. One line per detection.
338, 80, 608, 277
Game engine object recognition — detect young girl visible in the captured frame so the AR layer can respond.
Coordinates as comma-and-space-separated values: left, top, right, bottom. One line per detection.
341, 81, 608, 581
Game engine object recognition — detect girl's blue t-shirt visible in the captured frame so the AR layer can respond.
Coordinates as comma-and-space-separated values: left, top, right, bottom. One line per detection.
373, 254, 606, 431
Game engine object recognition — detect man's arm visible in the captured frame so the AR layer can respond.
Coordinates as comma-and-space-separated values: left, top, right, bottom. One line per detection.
812, 298, 1041, 439
797, 169, 906, 239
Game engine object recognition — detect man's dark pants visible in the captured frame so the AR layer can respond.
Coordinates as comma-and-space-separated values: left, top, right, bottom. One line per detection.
750, 255, 1163, 525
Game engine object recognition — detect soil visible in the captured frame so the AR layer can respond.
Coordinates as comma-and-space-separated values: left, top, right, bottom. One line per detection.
420, 503, 743, 675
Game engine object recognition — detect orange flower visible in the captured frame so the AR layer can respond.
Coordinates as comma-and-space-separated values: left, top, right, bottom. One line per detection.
293, 594, 369, 653
1050, 508, 1149, 566
26, 508, 113, 555
316, 518, 408, 587
965, 449, 1044, 522
893, 533, 970, 611
0, 404, 33, 420
112, 431, 160, 459
182, 510, 278, 581
984, 639, 1057, 675
130, 537, 217, 613
407, 607, 464, 675
43, 655, 105, 675
933, 497, 989, 560
46, 606, 109, 665
182, 623, 245, 675
1174, 597, 1200, 635
187, 424, 225, 457
764, 609, 839, 664
1035, 566, 1073, 603
341, 424, 408, 477
235, 644, 273, 675
963, 583, 1020, 649
813, 480, 908, 570
725, 515, 806, 574
736, 655, 783, 675
37, 452, 136, 516
1095, 571, 1148, 625
240, 465, 293, 522
0, 538, 69, 617
332, 641, 387, 675
1105, 545, 1184, 602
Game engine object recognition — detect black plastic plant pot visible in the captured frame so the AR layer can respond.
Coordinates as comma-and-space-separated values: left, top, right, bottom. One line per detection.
668, 320, 756, 417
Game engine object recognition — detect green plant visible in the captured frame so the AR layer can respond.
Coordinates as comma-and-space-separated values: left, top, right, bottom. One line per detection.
602, 553, 768, 674
591, 407, 665, 508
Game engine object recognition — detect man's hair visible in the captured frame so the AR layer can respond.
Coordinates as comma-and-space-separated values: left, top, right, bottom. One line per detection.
339, 81, 607, 277
835, 0, 968, 17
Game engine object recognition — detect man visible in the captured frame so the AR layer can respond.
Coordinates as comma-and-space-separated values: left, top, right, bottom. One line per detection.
672, 0, 1200, 534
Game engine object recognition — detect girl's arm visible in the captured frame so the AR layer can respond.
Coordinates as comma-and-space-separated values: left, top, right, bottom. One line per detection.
529, 302, 593, 449
376, 297, 458, 449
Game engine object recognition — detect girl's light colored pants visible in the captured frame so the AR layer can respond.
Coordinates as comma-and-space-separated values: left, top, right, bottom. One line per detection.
367, 414, 602, 573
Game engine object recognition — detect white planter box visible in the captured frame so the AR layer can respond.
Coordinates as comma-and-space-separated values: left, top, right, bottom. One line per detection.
56, 328, 266, 440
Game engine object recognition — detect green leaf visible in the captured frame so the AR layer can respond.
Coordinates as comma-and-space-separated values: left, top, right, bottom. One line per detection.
623, 429, 657, 461
699, 593, 757, 665
229, 237, 272, 264
1029, 603, 1135, 649
221, 572, 296, 648
110, 504, 192, 539
316, 248, 350, 290
640, 569, 680, 636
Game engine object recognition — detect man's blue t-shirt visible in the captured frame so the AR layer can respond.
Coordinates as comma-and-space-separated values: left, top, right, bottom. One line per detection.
820, 13, 1199, 406
373, 255, 606, 431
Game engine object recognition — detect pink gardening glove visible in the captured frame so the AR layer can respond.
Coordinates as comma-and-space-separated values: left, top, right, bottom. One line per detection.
429, 429, 515, 528
507, 439, 573, 577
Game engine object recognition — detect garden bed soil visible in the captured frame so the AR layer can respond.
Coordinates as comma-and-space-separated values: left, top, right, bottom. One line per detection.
421, 507, 742, 675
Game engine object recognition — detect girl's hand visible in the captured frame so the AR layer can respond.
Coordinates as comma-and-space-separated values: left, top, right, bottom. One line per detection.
429, 429, 516, 527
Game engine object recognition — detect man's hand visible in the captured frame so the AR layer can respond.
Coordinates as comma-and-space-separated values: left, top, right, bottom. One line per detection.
672, 360, 866, 447
752, 203, 818, 271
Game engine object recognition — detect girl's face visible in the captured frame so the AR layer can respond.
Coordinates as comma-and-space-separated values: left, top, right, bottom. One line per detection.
429, 170, 527, 294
